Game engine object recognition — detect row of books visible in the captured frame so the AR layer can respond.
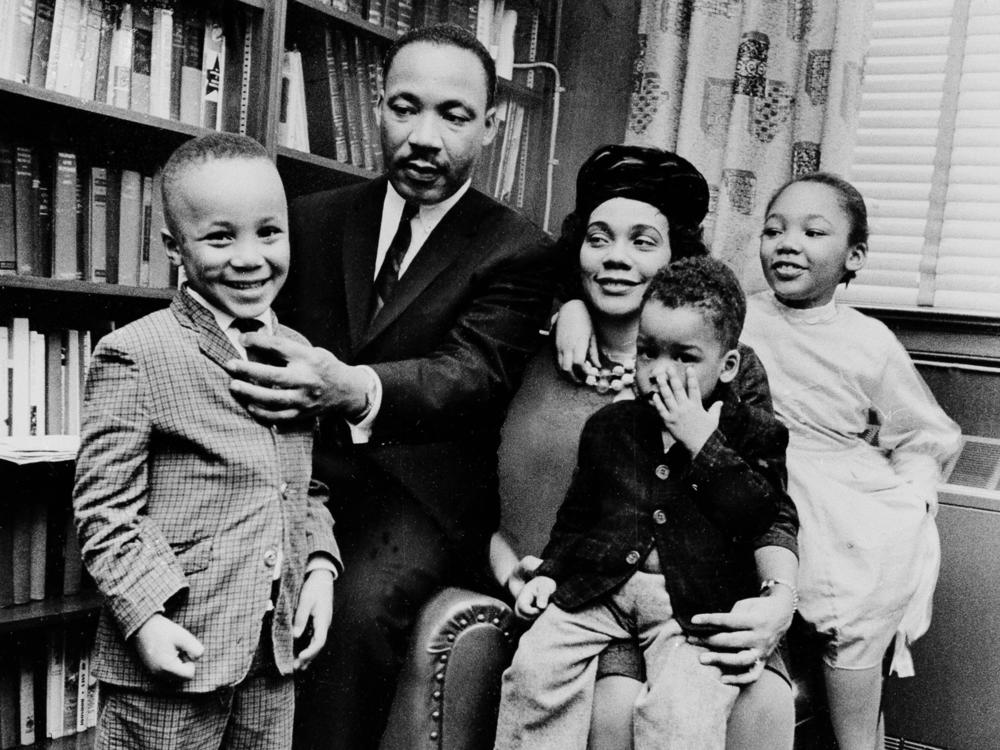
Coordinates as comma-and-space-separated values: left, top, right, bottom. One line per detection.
476, 96, 532, 209
290, 26, 384, 170
0, 0, 252, 132
0, 460, 86, 611
0, 624, 99, 747
0, 144, 174, 287
317, 0, 476, 36
1, 319, 106, 439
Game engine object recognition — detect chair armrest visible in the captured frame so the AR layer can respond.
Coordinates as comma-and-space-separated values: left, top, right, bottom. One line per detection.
380, 587, 518, 750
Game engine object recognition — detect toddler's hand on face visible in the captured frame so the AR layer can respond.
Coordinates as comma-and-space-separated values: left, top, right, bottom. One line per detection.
650, 366, 721, 455
513, 575, 557, 621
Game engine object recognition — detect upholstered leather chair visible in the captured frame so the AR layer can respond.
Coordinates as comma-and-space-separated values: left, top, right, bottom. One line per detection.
380, 588, 831, 750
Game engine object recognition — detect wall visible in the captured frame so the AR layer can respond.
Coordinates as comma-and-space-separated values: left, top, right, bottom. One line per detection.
549, 0, 640, 233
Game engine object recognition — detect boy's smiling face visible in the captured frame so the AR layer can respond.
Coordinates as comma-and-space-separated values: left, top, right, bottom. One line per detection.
635, 301, 739, 403
163, 156, 289, 319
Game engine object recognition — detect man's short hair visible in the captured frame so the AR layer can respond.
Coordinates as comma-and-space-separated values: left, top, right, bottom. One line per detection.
382, 23, 497, 110
160, 132, 270, 235
644, 256, 746, 351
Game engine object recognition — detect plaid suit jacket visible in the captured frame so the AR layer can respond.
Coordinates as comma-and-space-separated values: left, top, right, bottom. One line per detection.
73, 290, 340, 693
538, 390, 796, 631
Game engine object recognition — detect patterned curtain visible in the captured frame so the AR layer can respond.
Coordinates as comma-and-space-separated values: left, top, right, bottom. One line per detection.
625, 0, 875, 292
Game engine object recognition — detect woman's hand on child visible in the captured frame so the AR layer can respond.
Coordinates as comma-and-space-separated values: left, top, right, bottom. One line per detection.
226, 335, 369, 422
132, 613, 204, 681
293, 568, 336, 672
687, 593, 794, 686
553, 299, 598, 382
505, 555, 543, 601
650, 366, 722, 455
514, 575, 557, 620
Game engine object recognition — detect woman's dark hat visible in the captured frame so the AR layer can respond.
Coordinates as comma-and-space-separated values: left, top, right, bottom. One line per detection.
574, 144, 709, 226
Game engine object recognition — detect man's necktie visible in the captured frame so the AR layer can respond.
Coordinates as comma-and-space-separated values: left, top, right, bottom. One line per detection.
231, 318, 268, 363
371, 201, 419, 321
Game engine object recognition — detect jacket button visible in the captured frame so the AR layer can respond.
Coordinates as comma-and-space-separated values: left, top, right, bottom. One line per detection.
691, 483, 699, 491
654, 464, 670, 480
279, 482, 289, 495
263, 549, 278, 568
625, 550, 641, 565
653, 509, 667, 525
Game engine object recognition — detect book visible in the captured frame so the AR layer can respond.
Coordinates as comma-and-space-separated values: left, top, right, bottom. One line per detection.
168, 1, 184, 120
61, 506, 82, 595
28, 0, 56, 87
201, 14, 225, 130
43, 0, 66, 90
351, 34, 376, 171
77, 0, 104, 101
149, 1, 172, 118
63, 328, 80, 435
0, 652, 16, 749
0, 144, 15, 275
83, 638, 98, 728
322, 27, 349, 163
92, 0, 115, 103
44, 628, 64, 739
60, 627, 80, 738
13, 145, 38, 276
9, 318, 31, 438
11, 499, 31, 603
334, 27, 364, 167
27, 494, 47, 599
75, 631, 88, 732
51, 0, 82, 95
130, 2, 153, 113
103, 166, 120, 283
0, 326, 8, 438
51, 151, 79, 280
87, 166, 108, 282
495, 8, 517, 80
116, 168, 141, 286
44, 330, 64, 436
7, 0, 37, 85
35, 168, 52, 277
74, 162, 87, 285
0, 487, 13, 606
17, 651, 35, 746
147, 170, 170, 288
178, 5, 202, 125
362, 37, 383, 171
138, 174, 152, 286
28, 330, 45, 436
278, 49, 310, 152
396, 0, 413, 34
106, 1, 133, 108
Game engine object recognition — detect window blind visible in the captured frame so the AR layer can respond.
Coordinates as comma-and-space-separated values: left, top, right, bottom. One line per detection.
842, 0, 1000, 315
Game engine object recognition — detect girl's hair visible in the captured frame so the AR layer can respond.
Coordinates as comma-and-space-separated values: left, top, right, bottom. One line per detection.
766, 172, 869, 284
556, 144, 710, 294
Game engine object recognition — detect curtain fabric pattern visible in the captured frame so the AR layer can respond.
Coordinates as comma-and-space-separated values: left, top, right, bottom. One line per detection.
624, 0, 875, 292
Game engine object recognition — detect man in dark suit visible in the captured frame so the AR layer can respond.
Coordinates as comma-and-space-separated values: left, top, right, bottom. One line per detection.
225, 24, 556, 750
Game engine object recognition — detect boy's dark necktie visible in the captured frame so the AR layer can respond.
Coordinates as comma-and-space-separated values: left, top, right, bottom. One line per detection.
371, 201, 419, 322
231, 318, 268, 363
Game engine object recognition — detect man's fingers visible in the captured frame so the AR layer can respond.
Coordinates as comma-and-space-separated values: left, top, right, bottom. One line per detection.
239, 332, 308, 358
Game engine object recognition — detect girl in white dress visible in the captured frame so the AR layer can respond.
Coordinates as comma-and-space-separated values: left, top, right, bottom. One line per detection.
742, 173, 960, 750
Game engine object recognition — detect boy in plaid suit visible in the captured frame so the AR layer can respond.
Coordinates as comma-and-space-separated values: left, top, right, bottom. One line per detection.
494, 257, 796, 750
73, 133, 340, 749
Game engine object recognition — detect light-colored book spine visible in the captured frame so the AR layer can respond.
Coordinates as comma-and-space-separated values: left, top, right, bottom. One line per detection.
9, 317, 30, 437
44, 0, 66, 90
52, 0, 82, 95
17, 652, 35, 746
201, 15, 225, 130
45, 629, 65, 739
63, 328, 80, 435
149, 3, 173, 118
106, 2, 133, 108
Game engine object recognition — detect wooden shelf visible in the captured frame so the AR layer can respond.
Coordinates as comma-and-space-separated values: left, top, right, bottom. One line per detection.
288, 0, 398, 42
277, 145, 376, 196
0, 276, 175, 326
0, 592, 101, 634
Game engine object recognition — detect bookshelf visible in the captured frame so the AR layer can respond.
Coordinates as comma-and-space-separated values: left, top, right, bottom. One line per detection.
0, 0, 560, 746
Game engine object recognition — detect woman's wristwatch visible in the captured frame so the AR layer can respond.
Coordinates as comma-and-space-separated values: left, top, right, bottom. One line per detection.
759, 578, 799, 613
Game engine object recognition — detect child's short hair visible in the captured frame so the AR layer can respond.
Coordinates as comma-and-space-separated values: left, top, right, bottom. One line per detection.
766, 171, 869, 284
644, 256, 746, 351
160, 132, 271, 235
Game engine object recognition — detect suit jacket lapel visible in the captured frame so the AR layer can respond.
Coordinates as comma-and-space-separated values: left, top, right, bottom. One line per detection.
171, 289, 243, 368
343, 179, 386, 350
362, 188, 486, 349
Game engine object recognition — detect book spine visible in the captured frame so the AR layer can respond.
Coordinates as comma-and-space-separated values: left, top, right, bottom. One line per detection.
201, 15, 225, 130
44, 628, 64, 739
0, 145, 15, 275
35, 173, 52, 277
60, 628, 78, 738
63, 328, 80, 435
77, 0, 103, 100
61, 506, 82, 595
87, 165, 107, 282
138, 174, 152, 286
363, 38, 383, 171
45, 330, 64, 434
334, 28, 363, 167
116, 168, 140, 286
0, 326, 7, 439
0, 652, 16, 748
17, 651, 35, 746
102, 166, 119, 283
28, 329, 45, 436
149, 4, 172, 118
168, 2, 184, 120
324, 28, 349, 164
27, 0, 55, 87
74, 163, 87, 285
395, 0, 412, 34
0, 467, 13, 605
51, 0, 81, 95
51, 150, 79, 280
178, 6, 202, 125
106, 1, 132, 108
75, 633, 88, 732
147, 169, 169, 287
8, 0, 37, 84
92, 0, 114, 103
13, 145, 37, 276
9, 318, 29, 438
43, 0, 65, 90
351, 35, 376, 171
27, 497, 47, 599
129, 3, 152, 113
11, 498, 31, 602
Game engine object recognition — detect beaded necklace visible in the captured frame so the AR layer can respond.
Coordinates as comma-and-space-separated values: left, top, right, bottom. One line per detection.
579, 353, 636, 395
